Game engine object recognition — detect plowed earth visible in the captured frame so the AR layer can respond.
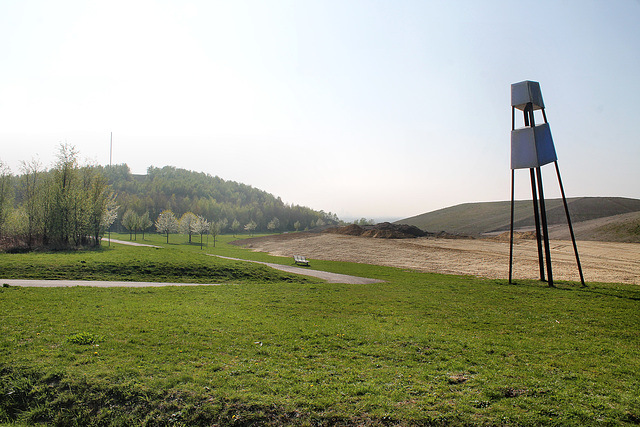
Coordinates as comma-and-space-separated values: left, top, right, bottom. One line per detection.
235, 233, 640, 285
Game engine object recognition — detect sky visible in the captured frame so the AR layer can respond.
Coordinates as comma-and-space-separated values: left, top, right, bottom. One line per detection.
1, 0, 639, 221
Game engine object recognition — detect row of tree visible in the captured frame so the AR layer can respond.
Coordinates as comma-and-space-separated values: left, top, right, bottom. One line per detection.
0, 145, 118, 249
0, 145, 342, 250
120, 208, 315, 248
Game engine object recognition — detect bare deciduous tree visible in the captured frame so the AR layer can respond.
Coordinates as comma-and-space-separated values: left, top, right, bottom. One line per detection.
0, 160, 13, 237
20, 158, 43, 248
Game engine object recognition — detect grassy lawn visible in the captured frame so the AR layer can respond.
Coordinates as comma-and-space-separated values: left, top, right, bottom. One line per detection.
1, 233, 639, 425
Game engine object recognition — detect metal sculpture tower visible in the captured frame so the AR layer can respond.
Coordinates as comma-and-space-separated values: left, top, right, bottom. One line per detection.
508, 80, 585, 287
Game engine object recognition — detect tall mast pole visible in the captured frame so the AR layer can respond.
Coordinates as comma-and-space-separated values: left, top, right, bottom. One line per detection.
108, 132, 113, 247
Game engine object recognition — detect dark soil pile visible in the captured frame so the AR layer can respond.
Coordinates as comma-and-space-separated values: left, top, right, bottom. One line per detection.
326, 222, 433, 239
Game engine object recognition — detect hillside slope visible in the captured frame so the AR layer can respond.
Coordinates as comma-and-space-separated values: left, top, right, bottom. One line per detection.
100, 164, 339, 232
397, 197, 640, 241
548, 211, 640, 243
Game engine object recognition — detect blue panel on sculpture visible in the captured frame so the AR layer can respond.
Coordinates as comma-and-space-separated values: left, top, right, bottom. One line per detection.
511, 123, 557, 169
511, 80, 545, 111
533, 123, 557, 166
511, 128, 538, 169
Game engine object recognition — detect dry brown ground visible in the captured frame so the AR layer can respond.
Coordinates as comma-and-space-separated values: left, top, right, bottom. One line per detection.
237, 233, 640, 285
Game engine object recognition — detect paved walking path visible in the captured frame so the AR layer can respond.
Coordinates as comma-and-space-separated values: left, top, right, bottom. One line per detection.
209, 255, 384, 284
107, 238, 384, 283
107, 239, 163, 248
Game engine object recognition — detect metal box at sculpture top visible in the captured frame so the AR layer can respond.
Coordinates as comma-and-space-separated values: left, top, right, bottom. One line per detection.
511, 80, 545, 111
510, 80, 557, 169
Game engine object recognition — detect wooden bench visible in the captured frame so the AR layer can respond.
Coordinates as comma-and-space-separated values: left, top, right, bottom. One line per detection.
293, 255, 310, 266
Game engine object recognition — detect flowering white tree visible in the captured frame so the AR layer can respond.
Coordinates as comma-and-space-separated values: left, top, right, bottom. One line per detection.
267, 217, 280, 233
209, 220, 220, 248
139, 211, 153, 240
155, 210, 179, 243
121, 209, 140, 240
100, 194, 119, 236
244, 220, 257, 236
192, 215, 209, 249
179, 212, 198, 243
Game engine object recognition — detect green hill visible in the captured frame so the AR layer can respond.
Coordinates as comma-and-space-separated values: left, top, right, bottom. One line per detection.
397, 197, 640, 238
99, 164, 340, 233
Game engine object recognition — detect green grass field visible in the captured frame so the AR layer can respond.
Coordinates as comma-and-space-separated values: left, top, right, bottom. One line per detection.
1, 233, 639, 425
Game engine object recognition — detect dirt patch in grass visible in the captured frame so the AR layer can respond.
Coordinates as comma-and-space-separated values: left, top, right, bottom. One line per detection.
234, 232, 640, 285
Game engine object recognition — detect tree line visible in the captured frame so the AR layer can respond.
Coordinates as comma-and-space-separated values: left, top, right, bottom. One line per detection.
0, 145, 340, 250
0, 144, 118, 250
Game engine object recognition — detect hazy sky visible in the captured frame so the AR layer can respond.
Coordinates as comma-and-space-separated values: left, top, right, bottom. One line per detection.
2, 1, 639, 220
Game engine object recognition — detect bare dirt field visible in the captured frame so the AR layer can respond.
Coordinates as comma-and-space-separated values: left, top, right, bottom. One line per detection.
237, 233, 640, 285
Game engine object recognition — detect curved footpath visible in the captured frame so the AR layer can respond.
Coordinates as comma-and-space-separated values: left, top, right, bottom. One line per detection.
107, 238, 163, 248
108, 238, 384, 284
209, 255, 384, 284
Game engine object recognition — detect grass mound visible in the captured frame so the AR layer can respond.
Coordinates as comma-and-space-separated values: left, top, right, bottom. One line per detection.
0, 243, 316, 284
